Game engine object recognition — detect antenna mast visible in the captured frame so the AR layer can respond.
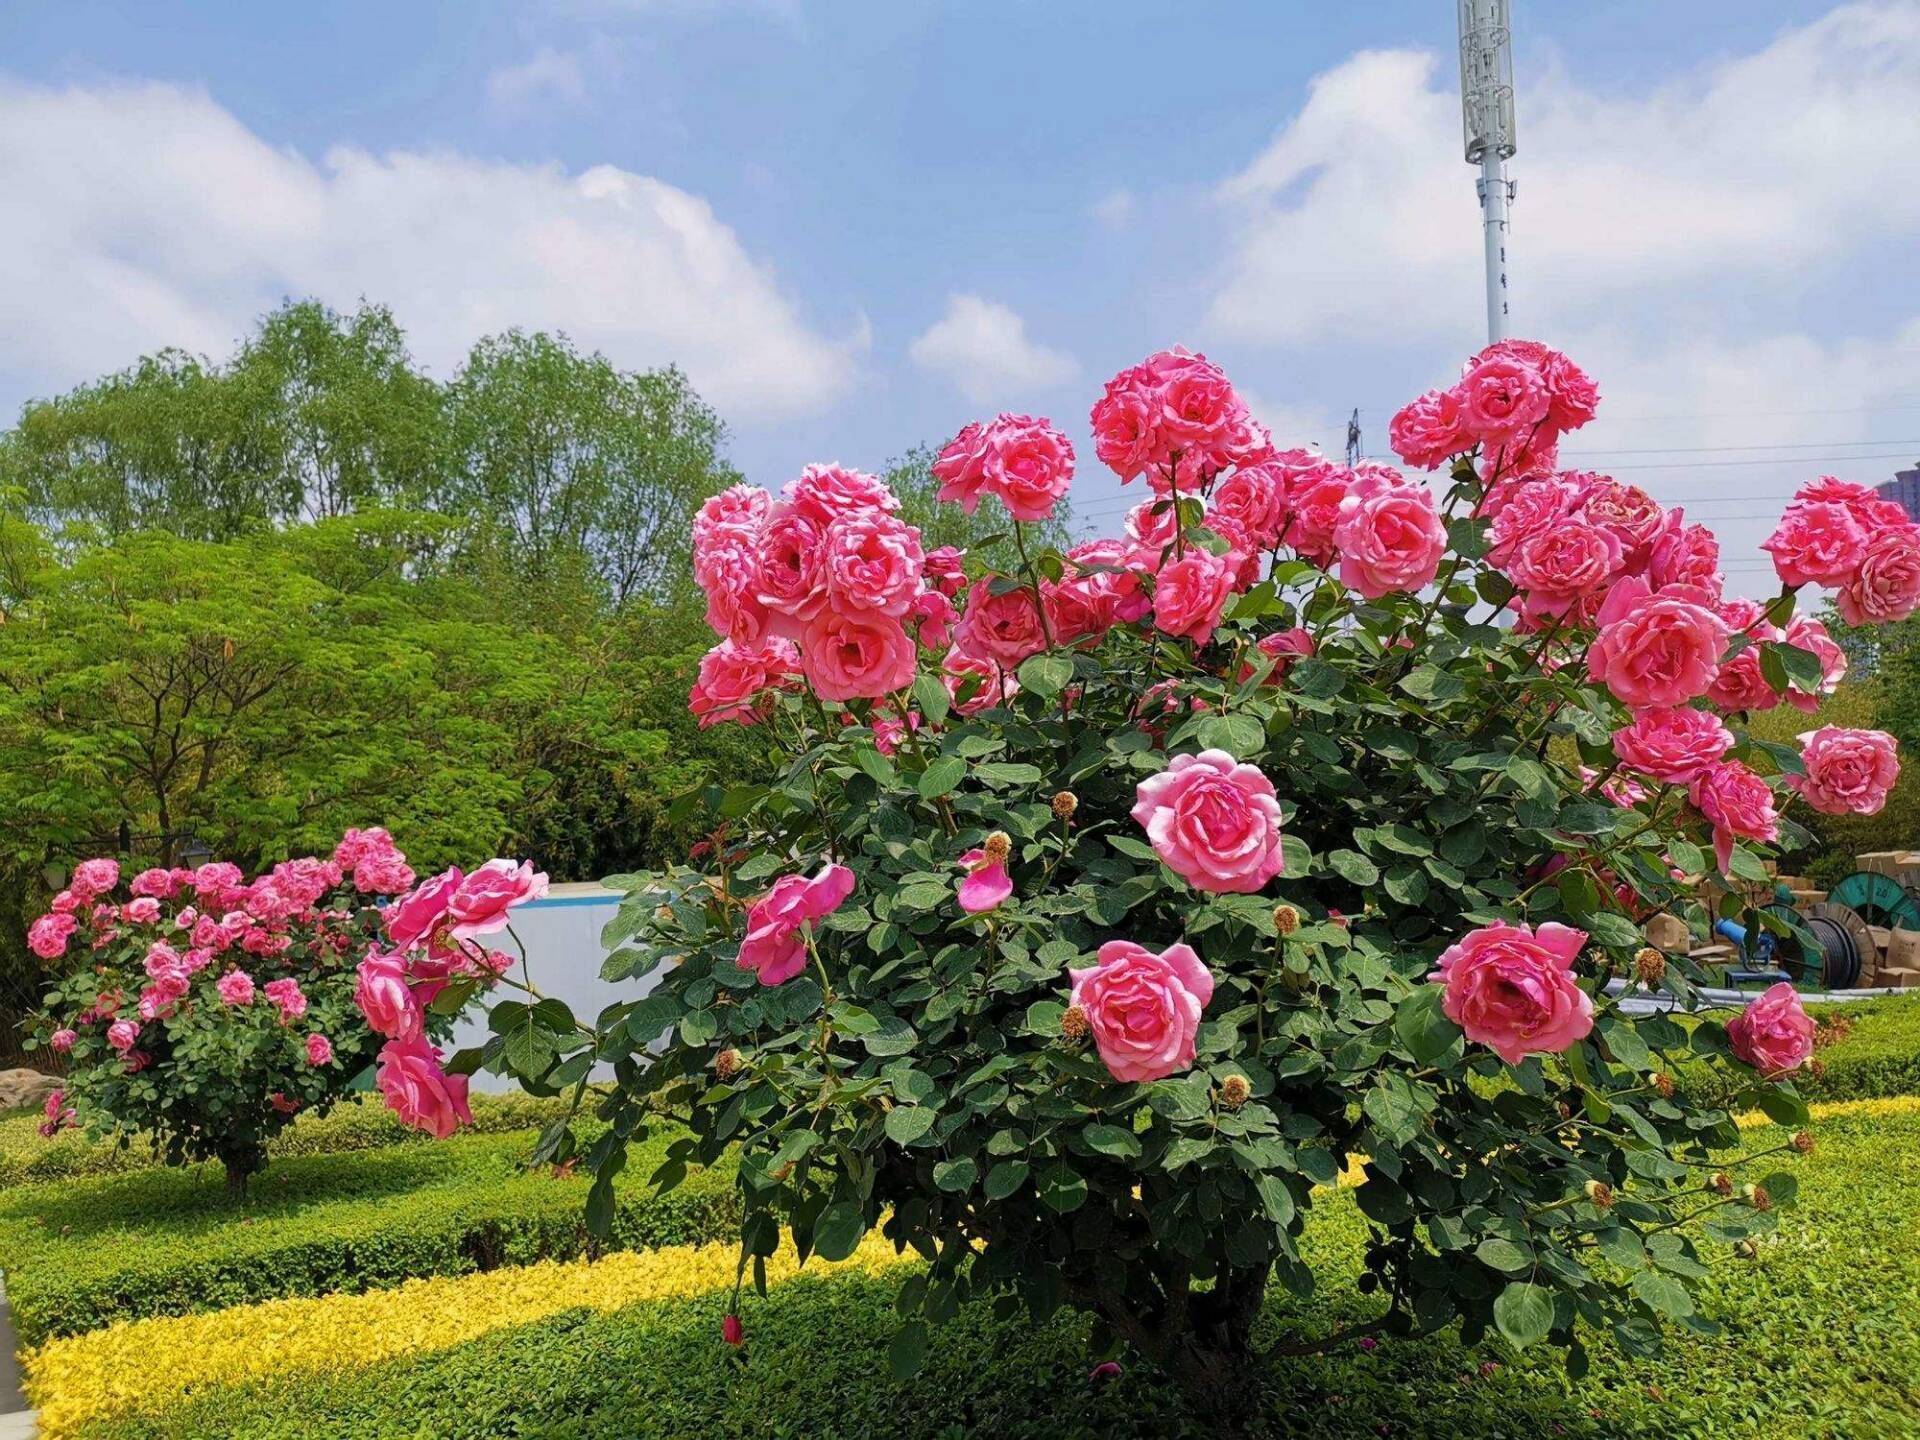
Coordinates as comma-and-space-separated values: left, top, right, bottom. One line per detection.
1459, 0, 1516, 342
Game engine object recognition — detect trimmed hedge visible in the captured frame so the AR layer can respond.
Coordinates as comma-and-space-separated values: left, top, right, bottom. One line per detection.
63, 1099, 1920, 1440
0, 1090, 574, 1189
1676, 992, 1920, 1109
0, 1125, 738, 1346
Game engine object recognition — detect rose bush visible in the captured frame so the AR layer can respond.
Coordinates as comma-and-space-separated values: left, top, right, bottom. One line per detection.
459, 341, 1901, 1424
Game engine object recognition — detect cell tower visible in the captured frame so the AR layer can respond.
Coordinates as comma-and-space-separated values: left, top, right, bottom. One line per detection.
1459, 0, 1516, 342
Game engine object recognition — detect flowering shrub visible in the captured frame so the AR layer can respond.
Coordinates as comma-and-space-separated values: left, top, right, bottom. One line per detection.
470, 341, 1901, 1420
22, 830, 441, 1192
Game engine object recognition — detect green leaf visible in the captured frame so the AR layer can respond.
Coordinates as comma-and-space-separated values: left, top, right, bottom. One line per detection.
912, 673, 951, 726
889, 1321, 929, 1380
1017, 652, 1073, 698
1037, 1162, 1088, 1213
885, 1106, 938, 1146
1383, 864, 1429, 906
1327, 849, 1379, 886
853, 745, 898, 786
1631, 1270, 1694, 1318
1255, 1173, 1296, 1226
1493, 1281, 1555, 1348
1081, 1123, 1142, 1159
1197, 712, 1265, 755
1290, 658, 1344, 699
984, 1161, 1030, 1200
1476, 1238, 1533, 1274
813, 1201, 866, 1261
919, 756, 967, 799
1393, 986, 1460, 1066
933, 1157, 978, 1192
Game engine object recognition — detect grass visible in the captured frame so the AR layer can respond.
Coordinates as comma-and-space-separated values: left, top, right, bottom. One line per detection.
0, 1121, 739, 1346
1674, 991, 1920, 1108
39, 1097, 1920, 1440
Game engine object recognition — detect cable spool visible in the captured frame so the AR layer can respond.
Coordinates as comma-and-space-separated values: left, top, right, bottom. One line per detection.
1801, 902, 1870, 990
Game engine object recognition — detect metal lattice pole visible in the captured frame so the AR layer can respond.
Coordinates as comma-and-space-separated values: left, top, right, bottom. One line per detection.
1459, 0, 1516, 342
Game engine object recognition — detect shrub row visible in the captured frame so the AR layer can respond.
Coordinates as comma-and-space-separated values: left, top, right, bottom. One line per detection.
0, 1124, 739, 1346
50, 1097, 1920, 1440
0, 1089, 574, 1189
1675, 992, 1920, 1108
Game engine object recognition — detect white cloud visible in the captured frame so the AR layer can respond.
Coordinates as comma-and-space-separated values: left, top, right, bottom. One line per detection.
1208, 4, 1920, 347
1092, 188, 1135, 228
487, 47, 589, 107
909, 295, 1079, 406
0, 78, 862, 417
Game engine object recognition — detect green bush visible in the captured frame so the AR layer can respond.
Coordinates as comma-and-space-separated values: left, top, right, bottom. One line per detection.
0, 1124, 738, 1346
78, 1100, 1920, 1439
0, 1089, 573, 1190
1675, 994, 1920, 1109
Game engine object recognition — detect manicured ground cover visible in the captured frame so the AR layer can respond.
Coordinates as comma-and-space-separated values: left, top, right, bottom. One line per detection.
0, 1123, 738, 1345
1676, 991, 1920, 1107
32, 1097, 1920, 1439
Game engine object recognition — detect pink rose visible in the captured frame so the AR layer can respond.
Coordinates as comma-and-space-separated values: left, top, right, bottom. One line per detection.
1131, 749, 1286, 894
694, 529, 770, 643
216, 969, 256, 1005
1332, 468, 1445, 600
386, 868, 463, 950
932, 423, 993, 512
1726, 982, 1815, 1074
1151, 548, 1237, 644
799, 610, 918, 702
753, 506, 830, 630
1792, 726, 1899, 816
1456, 354, 1551, 445
1506, 519, 1623, 621
1688, 760, 1780, 873
868, 711, 920, 756
1388, 388, 1469, 469
306, 1032, 335, 1066
70, 858, 121, 899
107, 1018, 140, 1053
983, 415, 1075, 522
923, 545, 968, 598
1157, 354, 1242, 452
1779, 613, 1847, 713
909, 588, 957, 650
1430, 921, 1594, 1065
28, 912, 77, 960
1239, 627, 1316, 684
1761, 500, 1867, 588
263, 977, 307, 1022
956, 848, 1012, 914
1574, 477, 1664, 570
942, 649, 1017, 716
1645, 510, 1723, 597
124, 896, 161, 925
822, 511, 924, 618
447, 859, 549, 941
1124, 497, 1181, 567
1485, 477, 1577, 568
376, 1036, 473, 1139
737, 862, 856, 986
49, 1027, 77, 1053
1480, 428, 1560, 485
1277, 458, 1353, 565
129, 867, 177, 899
1089, 370, 1158, 483
355, 951, 424, 1041
954, 578, 1049, 669
689, 637, 801, 728
1586, 577, 1728, 708
1612, 706, 1733, 785
1208, 462, 1287, 549
782, 463, 898, 526
1837, 525, 1920, 627
1068, 940, 1214, 1083
693, 481, 772, 550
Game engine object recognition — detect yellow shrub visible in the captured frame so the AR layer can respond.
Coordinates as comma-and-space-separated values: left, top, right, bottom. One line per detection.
26, 1230, 905, 1438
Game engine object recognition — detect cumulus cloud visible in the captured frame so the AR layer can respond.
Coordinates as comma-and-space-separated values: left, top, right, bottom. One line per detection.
1208, 4, 1920, 346
1092, 188, 1135, 228
487, 47, 589, 107
909, 295, 1079, 406
0, 78, 862, 417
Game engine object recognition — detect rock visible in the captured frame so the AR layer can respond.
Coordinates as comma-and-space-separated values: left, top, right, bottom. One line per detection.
0, 1067, 61, 1111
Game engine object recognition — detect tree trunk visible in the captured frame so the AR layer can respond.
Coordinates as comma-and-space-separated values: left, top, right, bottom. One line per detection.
223, 1157, 250, 1203
1075, 1266, 1268, 1436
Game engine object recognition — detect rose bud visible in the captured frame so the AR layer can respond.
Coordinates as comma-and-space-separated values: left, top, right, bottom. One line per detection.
1052, 791, 1079, 821
722, 1313, 744, 1346
982, 831, 1012, 863
714, 1047, 742, 1081
1709, 1172, 1734, 1196
1651, 1072, 1675, 1099
1634, 947, 1666, 985
1583, 1179, 1615, 1210
1734, 1238, 1760, 1260
1272, 904, 1301, 937
1790, 1129, 1815, 1155
1061, 1004, 1090, 1041
1742, 1183, 1773, 1212
1219, 1074, 1251, 1109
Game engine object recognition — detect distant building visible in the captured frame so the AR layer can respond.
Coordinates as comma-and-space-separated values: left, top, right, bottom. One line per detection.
1879, 464, 1920, 522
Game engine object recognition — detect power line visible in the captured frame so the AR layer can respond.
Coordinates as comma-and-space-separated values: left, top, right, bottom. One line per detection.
1562, 438, 1920, 458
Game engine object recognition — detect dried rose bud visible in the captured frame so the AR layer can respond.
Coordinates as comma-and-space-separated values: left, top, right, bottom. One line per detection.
1272, 904, 1301, 937
1556, 1102, 1573, 1121
1633, 947, 1666, 985
1651, 1072, 1675, 1099
1742, 1183, 1772, 1212
1051, 791, 1079, 821
1734, 1237, 1760, 1260
982, 831, 1012, 863
1709, 1172, 1734, 1197
1583, 1179, 1615, 1210
771, 1160, 794, 1182
655, 905, 674, 923
713, 1047, 742, 1081
1790, 1129, 1815, 1155
1061, 1004, 1090, 1041
1219, 1074, 1251, 1109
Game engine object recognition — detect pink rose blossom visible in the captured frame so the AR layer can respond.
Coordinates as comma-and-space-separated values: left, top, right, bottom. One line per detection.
1486, 477, 1577, 568
1430, 921, 1594, 1065
1586, 577, 1728, 708
306, 1032, 335, 1066
1645, 510, 1723, 597
107, 1018, 140, 1053
216, 969, 255, 1005
694, 529, 770, 643
124, 897, 161, 925
954, 578, 1049, 669
1761, 500, 1867, 588
942, 649, 1017, 716
264, 977, 308, 1022
956, 848, 1013, 914
1792, 726, 1900, 816
983, 415, 1075, 522
129, 867, 177, 899
356, 951, 423, 1042
932, 423, 993, 511
822, 511, 924, 618
1726, 982, 1815, 1074
49, 889, 79, 915
29, 913, 77, 960
1240, 627, 1316, 684
799, 610, 919, 702
1574, 477, 1664, 570
737, 863, 856, 986
1612, 707, 1733, 785
70, 858, 121, 899
1278, 460, 1352, 565
1068, 940, 1215, 1083
447, 859, 549, 941
923, 545, 968, 598
376, 1037, 473, 1139
1688, 760, 1780, 873
1207, 462, 1287, 549
1837, 525, 1920, 627
1506, 519, 1623, 621
869, 711, 920, 757
1456, 354, 1551, 445
386, 868, 463, 951
1131, 750, 1286, 894
1151, 548, 1237, 644
1333, 469, 1445, 599
1089, 371, 1158, 483
781, 463, 897, 527
1781, 613, 1847, 713
49, 1028, 77, 1053
1388, 388, 1469, 469
909, 588, 957, 649
1123, 497, 1181, 567
689, 638, 801, 728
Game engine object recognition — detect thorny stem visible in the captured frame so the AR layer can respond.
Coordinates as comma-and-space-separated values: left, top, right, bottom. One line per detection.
1012, 521, 1058, 652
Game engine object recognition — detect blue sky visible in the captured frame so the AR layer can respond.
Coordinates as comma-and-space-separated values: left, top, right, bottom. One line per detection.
2, 1, 1917, 589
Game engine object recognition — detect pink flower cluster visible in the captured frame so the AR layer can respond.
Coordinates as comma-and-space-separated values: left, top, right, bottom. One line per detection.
1763, 477, 1920, 627
933, 414, 1076, 521
1431, 921, 1594, 1065
353, 858, 549, 1136
1389, 340, 1598, 473
1089, 348, 1269, 492
737, 862, 856, 986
